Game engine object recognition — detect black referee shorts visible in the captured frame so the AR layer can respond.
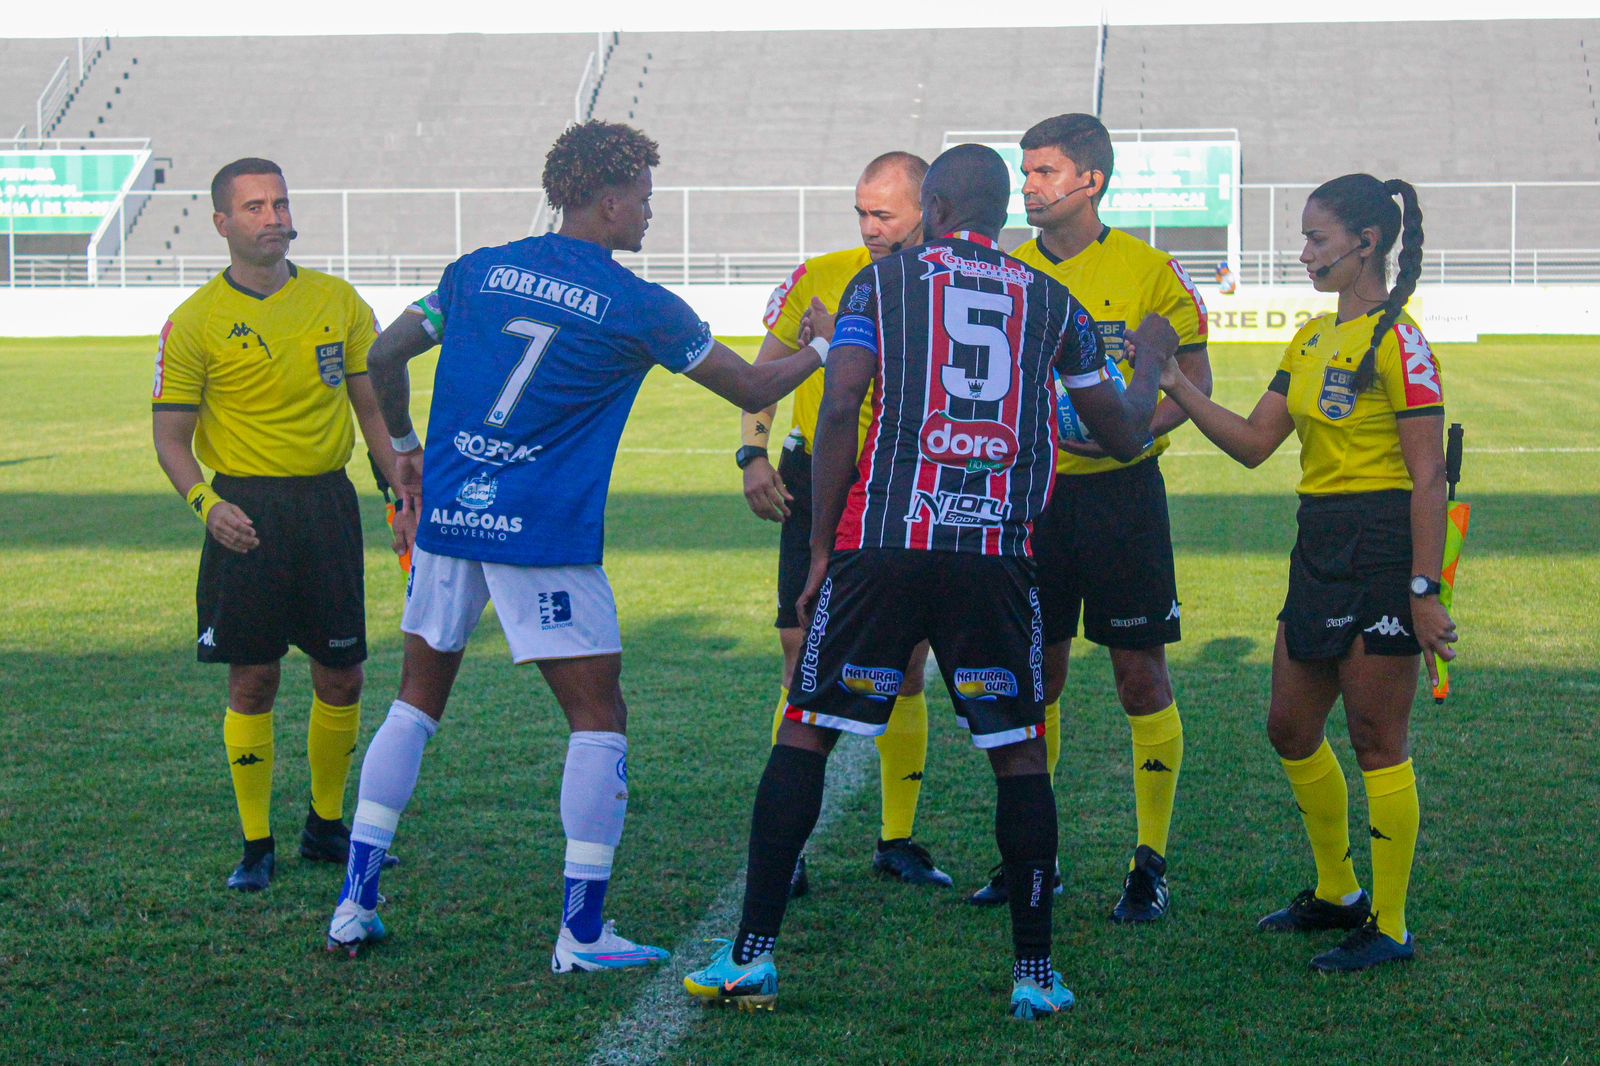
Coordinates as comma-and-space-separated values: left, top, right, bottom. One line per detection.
774, 441, 814, 630
1034, 458, 1181, 649
787, 549, 1045, 750
196, 470, 367, 668
1279, 490, 1420, 661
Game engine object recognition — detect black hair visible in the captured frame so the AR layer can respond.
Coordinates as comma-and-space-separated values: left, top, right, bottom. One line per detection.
1019, 113, 1114, 202
861, 150, 929, 186
923, 144, 1011, 236
210, 158, 284, 213
543, 120, 661, 211
1308, 173, 1424, 391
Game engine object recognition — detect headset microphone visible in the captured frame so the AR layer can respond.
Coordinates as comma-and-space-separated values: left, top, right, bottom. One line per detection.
889, 241, 903, 254
1031, 178, 1100, 213
1314, 238, 1369, 278
287, 229, 299, 240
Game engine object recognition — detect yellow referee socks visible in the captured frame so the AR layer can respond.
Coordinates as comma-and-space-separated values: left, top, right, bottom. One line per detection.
1044, 700, 1061, 783
876, 691, 928, 841
1129, 702, 1183, 858
770, 686, 789, 747
1280, 738, 1362, 904
307, 696, 361, 822
223, 708, 274, 842
1364, 759, 1420, 942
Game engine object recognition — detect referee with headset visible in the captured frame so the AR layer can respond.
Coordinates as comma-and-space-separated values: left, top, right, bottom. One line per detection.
151, 158, 405, 891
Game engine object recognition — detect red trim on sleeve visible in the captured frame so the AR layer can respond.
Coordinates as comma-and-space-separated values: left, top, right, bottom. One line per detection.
152, 320, 174, 399
763, 262, 808, 330
1394, 323, 1442, 408
1167, 259, 1209, 341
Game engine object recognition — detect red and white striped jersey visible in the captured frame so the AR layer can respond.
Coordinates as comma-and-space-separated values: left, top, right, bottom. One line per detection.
829, 232, 1108, 558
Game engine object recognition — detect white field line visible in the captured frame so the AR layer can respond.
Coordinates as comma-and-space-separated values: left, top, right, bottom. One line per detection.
586, 734, 875, 1066
611, 445, 1600, 457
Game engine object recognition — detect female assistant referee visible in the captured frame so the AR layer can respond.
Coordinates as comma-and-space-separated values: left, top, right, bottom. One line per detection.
1158, 174, 1455, 972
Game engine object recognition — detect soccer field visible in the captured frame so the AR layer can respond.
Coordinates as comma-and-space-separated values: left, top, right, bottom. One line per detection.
1, 335, 1596, 1064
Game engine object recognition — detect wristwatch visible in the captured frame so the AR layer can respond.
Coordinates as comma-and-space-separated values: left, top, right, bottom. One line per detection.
735, 445, 768, 470
1409, 575, 1442, 598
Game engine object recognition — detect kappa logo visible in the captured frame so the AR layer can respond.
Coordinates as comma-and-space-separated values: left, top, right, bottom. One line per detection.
226, 322, 255, 340
1364, 615, 1411, 638
1165, 601, 1181, 621
902, 771, 924, 782
1306, 333, 1321, 347
1140, 759, 1174, 773
198, 627, 216, 647
538, 590, 574, 630
1370, 826, 1393, 842
232, 753, 263, 766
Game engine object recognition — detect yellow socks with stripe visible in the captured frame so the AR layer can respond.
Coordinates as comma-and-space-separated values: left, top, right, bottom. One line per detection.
1044, 700, 1061, 783
1363, 759, 1419, 942
1280, 739, 1362, 903
770, 686, 789, 747
1128, 702, 1183, 857
876, 691, 928, 840
223, 708, 274, 841
308, 696, 361, 822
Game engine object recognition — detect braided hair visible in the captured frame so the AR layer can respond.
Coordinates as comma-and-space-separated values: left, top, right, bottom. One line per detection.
542, 120, 661, 212
1307, 174, 1424, 391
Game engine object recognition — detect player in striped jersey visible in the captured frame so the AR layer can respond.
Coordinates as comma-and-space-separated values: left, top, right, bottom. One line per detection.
686, 145, 1179, 1018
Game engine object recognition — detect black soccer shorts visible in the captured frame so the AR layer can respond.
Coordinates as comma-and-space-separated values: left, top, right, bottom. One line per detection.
774, 442, 814, 630
1034, 458, 1182, 649
196, 470, 367, 667
786, 548, 1045, 749
1279, 490, 1421, 660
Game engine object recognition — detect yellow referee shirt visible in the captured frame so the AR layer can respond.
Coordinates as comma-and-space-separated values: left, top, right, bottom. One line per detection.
762, 246, 875, 453
1011, 227, 1209, 476
1271, 309, 1443, 496
152, 264, 378, 478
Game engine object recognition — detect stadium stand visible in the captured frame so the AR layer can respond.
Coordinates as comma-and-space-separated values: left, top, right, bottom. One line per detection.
3, 19, 1599, 280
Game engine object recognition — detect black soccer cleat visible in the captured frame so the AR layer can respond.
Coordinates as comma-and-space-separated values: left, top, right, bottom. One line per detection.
967, 861, 1064, 907
227, 837, 275, 892
871, 838, 954, 887
1309, 914, 1414, 973
1257, 888, 1371, 933
1110, 844, 1170, 923
300, 806, 400, 868
788, 852, 809, 899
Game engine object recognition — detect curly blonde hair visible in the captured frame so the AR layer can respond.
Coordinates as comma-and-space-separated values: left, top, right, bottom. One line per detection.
543, 120, 661, 211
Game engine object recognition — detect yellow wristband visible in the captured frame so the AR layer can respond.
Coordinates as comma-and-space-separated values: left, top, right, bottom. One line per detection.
741, 409, 773, 449
185, 481, 223, 524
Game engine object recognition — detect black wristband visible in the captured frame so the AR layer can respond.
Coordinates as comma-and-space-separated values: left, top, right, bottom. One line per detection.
735, 445, 769, 470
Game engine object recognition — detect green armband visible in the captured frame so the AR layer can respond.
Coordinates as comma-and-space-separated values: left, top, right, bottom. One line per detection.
185, 481, 223, 524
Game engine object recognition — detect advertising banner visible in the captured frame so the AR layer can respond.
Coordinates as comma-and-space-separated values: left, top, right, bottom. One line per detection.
0, 151, 150, 235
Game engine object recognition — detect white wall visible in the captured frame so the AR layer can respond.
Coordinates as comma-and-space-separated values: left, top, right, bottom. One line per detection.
2, 283, 1599, 341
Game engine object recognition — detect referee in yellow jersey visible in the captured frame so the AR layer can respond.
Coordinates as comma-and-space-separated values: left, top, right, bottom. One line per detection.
1161, 174, 1452, 972
967, 115, 1213, 918
151, 158, 404, 891
739, 152, 952, 890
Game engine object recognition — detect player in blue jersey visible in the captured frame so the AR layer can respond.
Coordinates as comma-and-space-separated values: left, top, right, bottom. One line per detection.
324, 121, 830, 969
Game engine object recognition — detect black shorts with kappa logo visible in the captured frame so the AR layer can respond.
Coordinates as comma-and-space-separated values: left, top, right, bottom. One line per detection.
1279, 490, 1420, 661
1034, 458, 1181, 649
774, 440, 814, 630
196, 470, 367, 667
787, 548, 1045, 749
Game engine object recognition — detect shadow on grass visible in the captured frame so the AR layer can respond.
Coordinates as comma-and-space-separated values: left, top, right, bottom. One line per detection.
2, 490, 1596, 555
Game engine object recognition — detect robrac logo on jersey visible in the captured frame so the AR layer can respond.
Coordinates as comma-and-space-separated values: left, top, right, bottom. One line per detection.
481, 265, 611, 323
429, 472, 525, 541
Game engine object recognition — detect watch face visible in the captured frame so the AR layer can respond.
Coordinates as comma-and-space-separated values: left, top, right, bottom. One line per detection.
1410, 577, 1429, 596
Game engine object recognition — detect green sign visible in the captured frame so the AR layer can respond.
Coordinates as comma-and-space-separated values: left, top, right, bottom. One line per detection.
958, 139, 1236, 231
0, 151, 148, 235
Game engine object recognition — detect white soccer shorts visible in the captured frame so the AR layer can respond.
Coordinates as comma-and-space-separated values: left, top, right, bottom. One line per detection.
401, 547, 623, 663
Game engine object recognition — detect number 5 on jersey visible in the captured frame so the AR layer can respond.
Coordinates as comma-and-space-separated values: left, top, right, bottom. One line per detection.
486, 318, 559, 427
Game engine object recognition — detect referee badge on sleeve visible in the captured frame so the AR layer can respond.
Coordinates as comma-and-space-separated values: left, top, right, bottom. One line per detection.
1318, 365, 1357, 421
317, 342, 346, 387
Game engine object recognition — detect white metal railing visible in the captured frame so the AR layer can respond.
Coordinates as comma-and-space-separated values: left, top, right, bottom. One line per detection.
23, 37, 109, 143
0, 136, 152, 150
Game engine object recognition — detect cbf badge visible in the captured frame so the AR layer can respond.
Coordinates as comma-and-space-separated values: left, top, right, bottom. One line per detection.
316, 342, 346, 387
1318, 365, 1358, 420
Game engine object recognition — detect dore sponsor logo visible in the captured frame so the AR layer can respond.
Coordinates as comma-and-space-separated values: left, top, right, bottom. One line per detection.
918, 246, 1034, 287
911, 489, 1011, 528
953, 667, 1018, 701
482, 265, 610, 322
918, 411, 1018, 472
840, 664, 903, 701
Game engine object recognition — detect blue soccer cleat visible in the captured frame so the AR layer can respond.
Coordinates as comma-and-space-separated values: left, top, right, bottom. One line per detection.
326, 898, 387, 958
684, 939, 778, 1012
1309, 916, 1415, 973
1009, 971, 1076, 1021
551, 920, 670, 974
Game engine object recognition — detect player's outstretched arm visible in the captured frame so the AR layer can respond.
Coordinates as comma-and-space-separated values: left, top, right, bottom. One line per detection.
367, 310, 435, 441
1070, 315, 1178, 462
1149, 343, 1214, 437
739, 332, 802, 522
794, 342, 873, 624
685, 340, 823, 414
1160, 356, 1294, 469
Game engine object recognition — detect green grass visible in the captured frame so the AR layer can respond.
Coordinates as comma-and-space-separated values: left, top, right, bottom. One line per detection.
0, 335, 1596, 1064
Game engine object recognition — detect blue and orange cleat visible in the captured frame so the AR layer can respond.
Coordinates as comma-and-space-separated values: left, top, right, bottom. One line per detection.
684, 939, 778, 1012
1008, 971, 1075, 1021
